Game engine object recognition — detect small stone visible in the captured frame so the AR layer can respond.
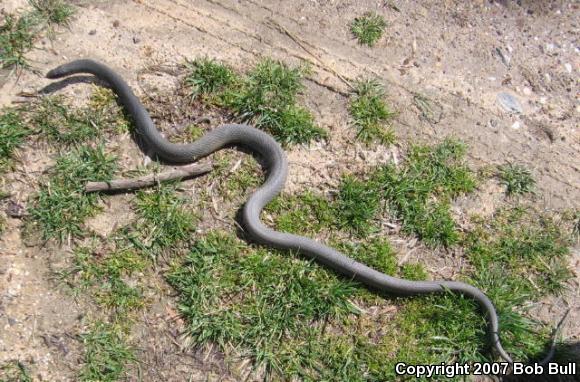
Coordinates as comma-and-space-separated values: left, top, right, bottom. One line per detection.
497, 92, 523, 114
511, 121, 521, 130
523, 87, 532, 96
564, 63, 572, 73
88, 29, 96, 35
495, 47, 511, 66
6, 200, 25, 218
113, 20, 120, 27
133, 36, 140, 44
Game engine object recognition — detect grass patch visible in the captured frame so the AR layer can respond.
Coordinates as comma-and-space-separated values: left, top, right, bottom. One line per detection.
266, 191, 334, 236
455, 208, 574, 362
469, 265, 553, 362
334, 238, 397, 275
394, 293, 488, 365
0, 1, 74, 69
377, 139, 476, 246
79, 322, 134, 382
215, 156, 263, 201
349, 79, 395, 144
185, 58, 326, 145
498, 163, 535, 196
466, 207, 572, 299
228, 59, 326, 145
167, 231, 442, 380
31, 92, 128, 145
334, 174, 381, 236
267, 140, 474, 246
29, 0, 74, 27
66, 245, 146, 314
32, 96, 98, 144
0, 360, 32, 382
130, 184, 198, 256
28, 145, 117, 242
400, 262, 428, 281
350, 12, 387, 47
0, 12, 37, 69
88, 86, 131, 134
0, 109, 29, 171
185, 58, 237, 99
167, 231, 360, 378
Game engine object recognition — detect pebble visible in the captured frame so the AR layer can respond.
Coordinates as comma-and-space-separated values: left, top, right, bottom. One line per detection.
497, 92, 523, 114
88, 29, 96, 35
564, 63, 572, 73
511, 121, 521, 130
133, 36, 140, 44
6, 200, 25, 218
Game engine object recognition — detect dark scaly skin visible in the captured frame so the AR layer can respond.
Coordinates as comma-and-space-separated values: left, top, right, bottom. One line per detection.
47, 59, 515, 363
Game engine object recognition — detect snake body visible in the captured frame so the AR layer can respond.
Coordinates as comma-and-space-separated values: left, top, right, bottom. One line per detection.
47, 59, 513, 363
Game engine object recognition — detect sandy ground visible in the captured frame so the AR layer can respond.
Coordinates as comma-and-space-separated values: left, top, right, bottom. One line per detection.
1, 0, 579, 380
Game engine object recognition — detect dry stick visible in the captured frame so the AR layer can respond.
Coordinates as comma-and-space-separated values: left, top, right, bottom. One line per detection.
85, 163, 212, 192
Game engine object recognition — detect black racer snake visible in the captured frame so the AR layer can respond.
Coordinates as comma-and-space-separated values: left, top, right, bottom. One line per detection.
47, 58, 558, 367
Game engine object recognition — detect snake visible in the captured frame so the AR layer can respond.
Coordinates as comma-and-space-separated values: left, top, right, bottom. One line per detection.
46, 59, 518, 364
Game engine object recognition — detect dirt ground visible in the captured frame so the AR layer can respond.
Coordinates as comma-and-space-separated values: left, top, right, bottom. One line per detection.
1, 0, 579, 381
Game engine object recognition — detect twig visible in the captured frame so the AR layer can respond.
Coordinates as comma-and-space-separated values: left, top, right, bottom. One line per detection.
85, 163, 212, 192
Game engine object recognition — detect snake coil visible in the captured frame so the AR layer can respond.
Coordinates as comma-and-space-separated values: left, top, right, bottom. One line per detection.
47, 59, 518, 363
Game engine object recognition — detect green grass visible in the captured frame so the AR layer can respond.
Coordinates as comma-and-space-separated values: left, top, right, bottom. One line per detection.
228, 59, 306, 118
498, 163, 535, 196
185, 58, 237, 99
31, 94, 127, 145
350, 12, 387, 47
213, 156, 263, 201
334, 238, 397, 275
466, 207, 572, 299
185, 58, 326, 145
0, 13, 37, 69
456, 208, 573, 362
131, 184, 198, 256
393, 293, 488, 366
166, 223, 561, 380
469, 266, 553, 362
334, 175, 381, 236
66, 246, 146, 314
79, 322, 134, 382
0, 360, 32, 382
23, 89, 129, 242
29, 0, 74, 26
0, 109, 29, 171
28, 145, 117, 242
349, 79, 395, 144
266, 191, 334, 236
166, 229, 443, 380
56, 184, 198, 379
377, 139, 476, 246
267, 140, 474, 247
400, 262, 428, 281
167, 231, 360, 379
229, 59, 326, 145
88, 86, 131, 134
0, 1, 74, 69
